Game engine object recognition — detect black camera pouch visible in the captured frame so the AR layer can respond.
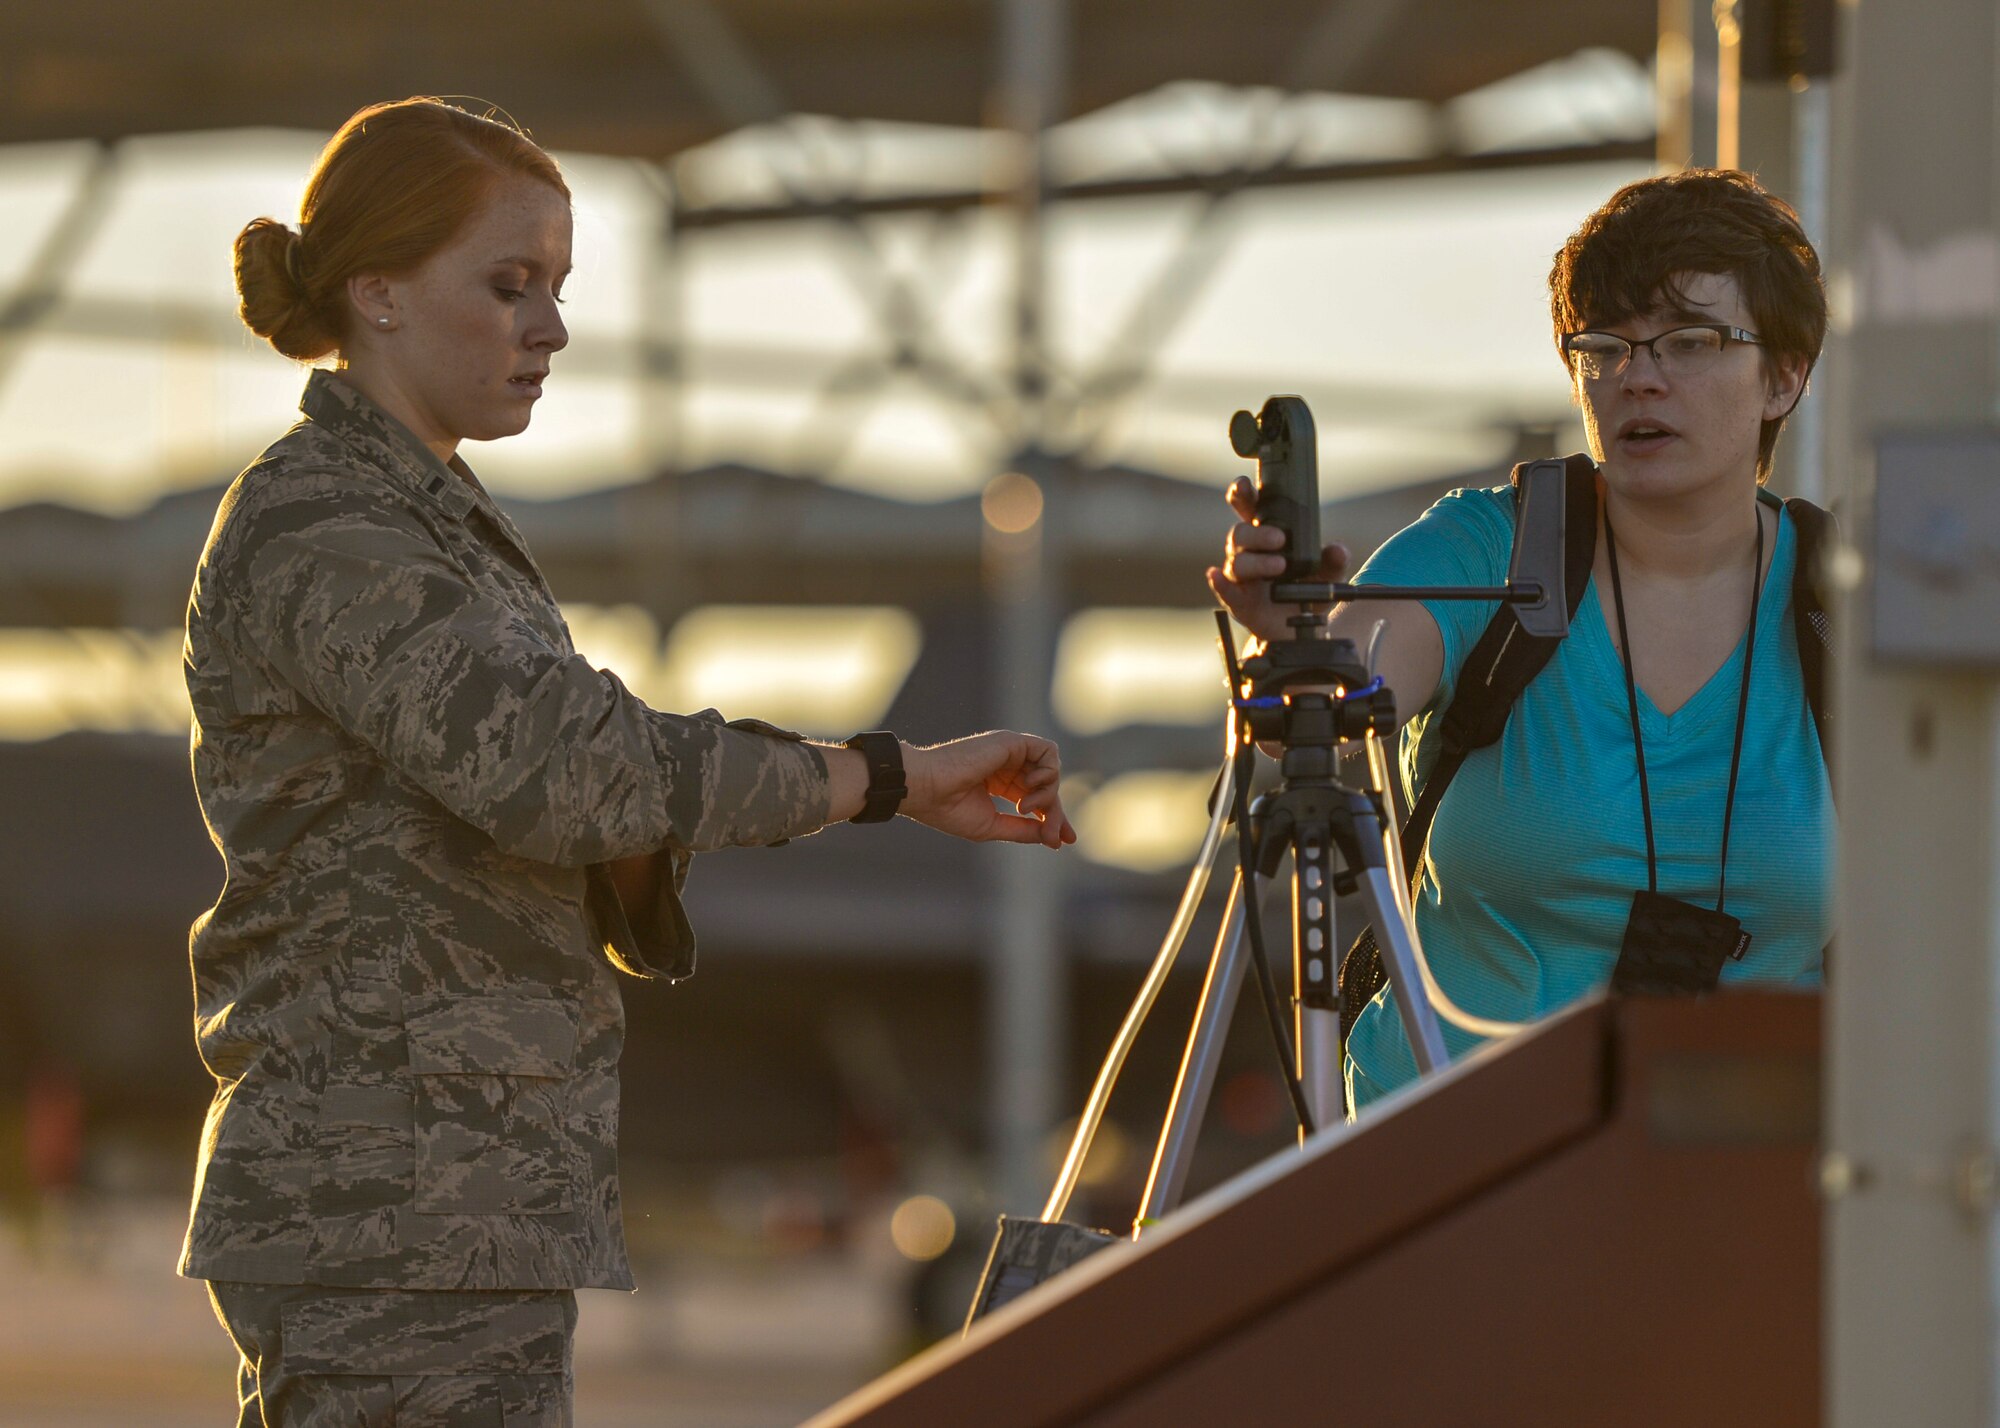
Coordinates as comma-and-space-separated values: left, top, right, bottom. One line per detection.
1610, 890, 1751, 996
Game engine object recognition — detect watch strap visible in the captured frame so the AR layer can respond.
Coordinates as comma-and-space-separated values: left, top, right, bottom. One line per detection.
842, 731, 907, 824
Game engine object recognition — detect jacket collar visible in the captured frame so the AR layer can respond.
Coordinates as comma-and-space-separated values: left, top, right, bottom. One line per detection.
300, 370, 478, 522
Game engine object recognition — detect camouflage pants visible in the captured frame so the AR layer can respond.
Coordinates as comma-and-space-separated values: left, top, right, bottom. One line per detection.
206, 1280, 576, 1427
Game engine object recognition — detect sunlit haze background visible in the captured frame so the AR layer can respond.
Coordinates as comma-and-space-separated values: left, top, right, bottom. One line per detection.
0, 64, 1651, 798
0, 62, 1646, 512
0, 41, 1657, 1428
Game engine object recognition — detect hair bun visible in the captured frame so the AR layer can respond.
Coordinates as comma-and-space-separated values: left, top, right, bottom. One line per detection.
234, 217, 336, 362
279, 227, 307, 292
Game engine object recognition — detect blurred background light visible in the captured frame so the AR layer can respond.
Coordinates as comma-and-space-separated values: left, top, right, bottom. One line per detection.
1039, 1116, 1134, 1189
658, 604, 922, 737
981, 470, 1044, 533
888, 1194, 958, 1262
1053, 608, 1230, 735
0, 627, 186, 740
1444, 47, 1656, 154
1072, 769, 1218, 872
561, 602, 676, 704
0, 606, 924, 744
0, 107, 1631, 515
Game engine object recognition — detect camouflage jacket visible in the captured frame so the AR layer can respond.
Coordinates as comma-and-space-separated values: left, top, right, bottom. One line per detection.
180, 370, 830, 1291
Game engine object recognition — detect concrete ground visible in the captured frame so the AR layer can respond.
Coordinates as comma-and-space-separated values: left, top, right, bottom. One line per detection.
0, 1202, 906, 1428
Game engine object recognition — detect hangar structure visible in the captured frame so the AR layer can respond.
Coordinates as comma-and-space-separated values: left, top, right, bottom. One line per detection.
0, 0, 1829, 1225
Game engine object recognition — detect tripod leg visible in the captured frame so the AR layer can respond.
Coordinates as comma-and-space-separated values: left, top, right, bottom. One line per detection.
1350, 734, 1450, 1076
1354, 864, 1450, 1073
1291, 830, 1342, 1137
1136, 870, 1251, 1229
1298, 1003, 1342, 1134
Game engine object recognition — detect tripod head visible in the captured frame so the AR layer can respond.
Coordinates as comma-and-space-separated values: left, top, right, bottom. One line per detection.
1226, 395, 1398, 765
1230, 626, 1397, 765
1229, 395, 1574, 636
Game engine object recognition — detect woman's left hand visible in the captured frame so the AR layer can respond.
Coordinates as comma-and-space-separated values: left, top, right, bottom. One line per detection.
902, 732, 1077, 849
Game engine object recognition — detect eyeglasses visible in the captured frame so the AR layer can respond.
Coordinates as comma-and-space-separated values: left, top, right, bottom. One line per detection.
1561, 324, 1762, 381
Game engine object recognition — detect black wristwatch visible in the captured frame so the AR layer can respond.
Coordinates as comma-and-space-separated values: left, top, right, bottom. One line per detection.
842, 731, 908, 824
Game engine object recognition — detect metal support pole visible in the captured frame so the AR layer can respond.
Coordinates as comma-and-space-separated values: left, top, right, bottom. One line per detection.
1787, 79, 1833, 506
985, 511, 1064, 1218
637, 163, 685, 480
1825, 0, 2000, 1419
1658, 0, 1730, 169
1714, 0, 1743, 169
986, 0, 1069, 1218
629, 163, 695, 630
1734, 9, 1836, 504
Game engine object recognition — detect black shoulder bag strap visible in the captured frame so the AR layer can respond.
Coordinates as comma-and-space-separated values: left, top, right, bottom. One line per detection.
1783, 494, 1836, 782
1337, 455, 1599, 1040
1783, 491, 1838, 976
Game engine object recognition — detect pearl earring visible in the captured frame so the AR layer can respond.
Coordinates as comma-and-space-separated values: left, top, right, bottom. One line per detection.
377, 317, 390, 327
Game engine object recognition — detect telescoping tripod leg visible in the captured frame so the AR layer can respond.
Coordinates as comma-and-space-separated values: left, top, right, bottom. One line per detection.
1297, 989, 1343, 1132
1136, 869, 1253, 1229
1352, 858, 1450, 1073
1349, 740, 1451, 1075
1290, 827, 1345, 1134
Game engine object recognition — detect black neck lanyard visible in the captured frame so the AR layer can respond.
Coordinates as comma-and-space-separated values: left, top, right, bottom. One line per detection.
1603, 502, 1763, 914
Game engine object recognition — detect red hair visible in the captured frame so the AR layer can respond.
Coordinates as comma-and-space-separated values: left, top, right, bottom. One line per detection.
235, 98, 569, 362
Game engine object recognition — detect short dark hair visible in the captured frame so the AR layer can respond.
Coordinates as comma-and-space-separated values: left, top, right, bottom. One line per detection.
1549, 169, 1826, 481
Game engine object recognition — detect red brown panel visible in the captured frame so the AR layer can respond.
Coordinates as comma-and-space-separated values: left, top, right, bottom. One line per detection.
811, 992, 1820, 1428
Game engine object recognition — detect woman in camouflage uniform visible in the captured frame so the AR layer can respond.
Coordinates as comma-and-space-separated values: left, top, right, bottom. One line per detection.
185, 97, 1075, 1427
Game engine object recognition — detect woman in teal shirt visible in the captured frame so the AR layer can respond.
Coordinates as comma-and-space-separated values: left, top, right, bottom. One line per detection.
1209, 169, 1832, 1109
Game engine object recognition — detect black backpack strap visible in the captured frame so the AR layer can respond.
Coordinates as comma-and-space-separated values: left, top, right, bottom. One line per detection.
1782, 492, 1838, 978
1394, 457, 1599, 874
1782, 494, 1836, 779
1338, 456, 1598, 1040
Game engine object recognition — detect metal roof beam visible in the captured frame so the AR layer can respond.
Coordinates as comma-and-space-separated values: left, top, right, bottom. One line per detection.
637, 0, 789, 128
671, 137, 1653, 227
1286, 0, 1419, 94
1064, 85, 1324, 454
0, 142, 119, 400
633, 1, 1010, 424
10, 295, 1560, 424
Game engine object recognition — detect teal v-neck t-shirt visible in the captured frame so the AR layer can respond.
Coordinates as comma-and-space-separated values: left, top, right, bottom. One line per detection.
1344, 484, 1833, 1108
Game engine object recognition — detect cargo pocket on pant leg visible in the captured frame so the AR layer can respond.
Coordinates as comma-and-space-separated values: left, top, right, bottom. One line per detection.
405, 995, 579, 1216
384, 1371, 569, 1428
499, 1370, 570, 1427
278, 1288, 570, 1427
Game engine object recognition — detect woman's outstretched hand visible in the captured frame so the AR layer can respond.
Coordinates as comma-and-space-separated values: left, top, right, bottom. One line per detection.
1205, 474, 1350, 645
902, 732, 1076, 849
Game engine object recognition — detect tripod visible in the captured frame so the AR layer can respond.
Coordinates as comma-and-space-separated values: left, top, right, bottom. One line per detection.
984, 399, 1569, 1308
1134, 611, 1450, 1222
